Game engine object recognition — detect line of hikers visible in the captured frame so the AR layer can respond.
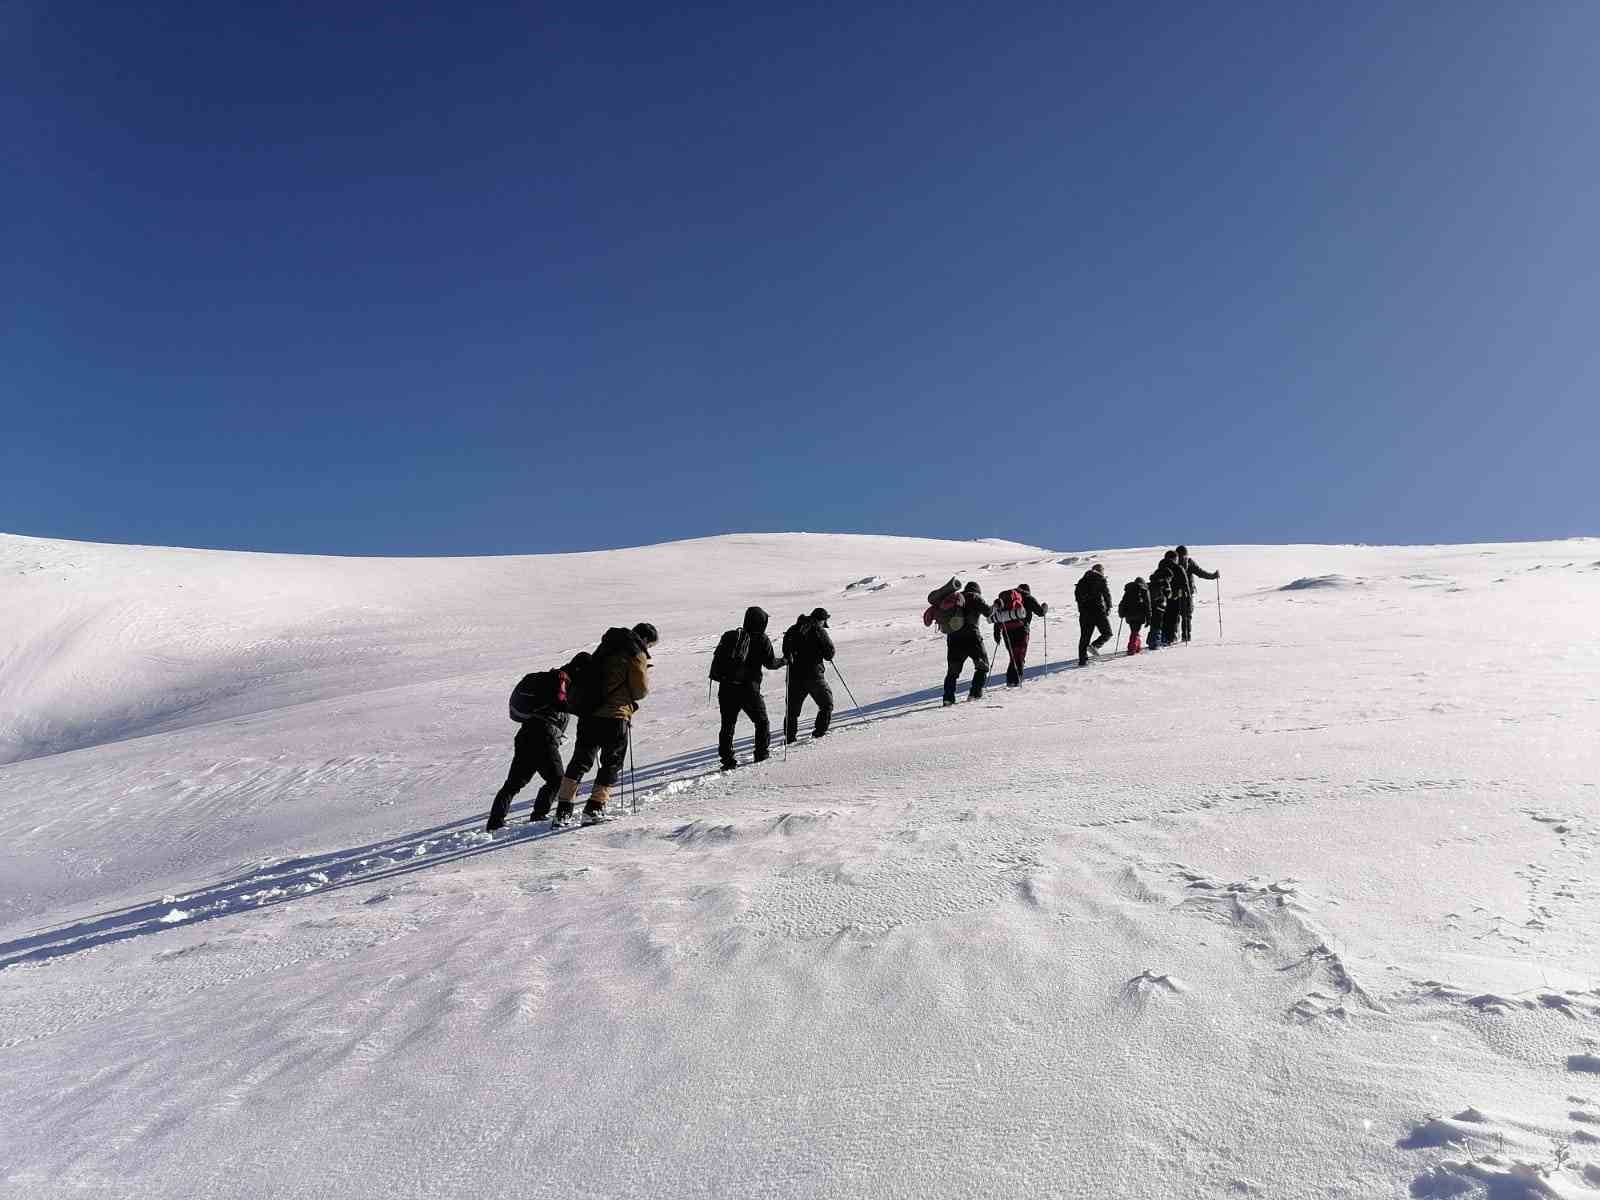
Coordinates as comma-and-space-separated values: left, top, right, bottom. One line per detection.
485, 609, 836, 831
486, 547, 1219, 830
924, 545, 1220, 701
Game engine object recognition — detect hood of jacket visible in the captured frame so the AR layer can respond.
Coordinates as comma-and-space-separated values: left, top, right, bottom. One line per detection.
742, 606, 769, 634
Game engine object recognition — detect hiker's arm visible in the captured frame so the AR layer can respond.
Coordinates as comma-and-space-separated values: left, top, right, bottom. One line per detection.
628, 653, 650, 701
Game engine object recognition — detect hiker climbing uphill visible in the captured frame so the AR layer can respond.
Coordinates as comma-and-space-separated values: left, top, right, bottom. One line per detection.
710, 607, 784, 770
924, 579, 992, 705
1074, 564, 1113, 666
991, 584, 1048, 687
486, 651, 591, 830
554, 622, 657, 827
782, 608, 835, 744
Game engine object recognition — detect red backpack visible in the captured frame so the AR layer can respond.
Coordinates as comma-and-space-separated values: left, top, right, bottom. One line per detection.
993, 589, 1026, 630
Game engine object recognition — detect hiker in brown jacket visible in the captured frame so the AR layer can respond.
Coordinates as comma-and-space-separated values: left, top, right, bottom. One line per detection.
552, 622, 658, 827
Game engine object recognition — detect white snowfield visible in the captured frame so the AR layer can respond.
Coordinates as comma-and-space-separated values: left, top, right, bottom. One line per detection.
2, 531, 1599, 1199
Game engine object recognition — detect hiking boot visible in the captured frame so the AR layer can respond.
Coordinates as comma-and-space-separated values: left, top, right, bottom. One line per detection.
485, 816, 505, 833
550, 800, 576, 828
529, 797, 552, 823
942, 698, 957, 707
580, 784, 610, 826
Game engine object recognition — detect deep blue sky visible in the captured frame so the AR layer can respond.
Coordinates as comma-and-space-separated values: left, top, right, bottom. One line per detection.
7, 1, 1598, 555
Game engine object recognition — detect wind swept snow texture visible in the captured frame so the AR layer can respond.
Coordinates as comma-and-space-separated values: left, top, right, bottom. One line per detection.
2, 532, 1600, 1199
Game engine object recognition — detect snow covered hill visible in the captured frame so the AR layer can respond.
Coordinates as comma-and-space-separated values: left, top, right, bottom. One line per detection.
2, 531, 1599, 1199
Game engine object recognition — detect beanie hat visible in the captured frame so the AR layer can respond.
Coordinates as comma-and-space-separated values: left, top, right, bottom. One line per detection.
1017, 583, 1032, 594
1176, 544, 1189, 555
963, 581, 982, 594
810, 607, 830, 623
1092, 564, 1104, 574
631, 622, 659, 645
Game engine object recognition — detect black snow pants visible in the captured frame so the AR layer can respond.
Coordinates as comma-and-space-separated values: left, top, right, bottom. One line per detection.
1162, 603, 1182, 647
718, 682, 771, 767
784, 672, 834, 743
1180, 595, 1195, 642
564, 716, 630, 787
1078, 612, 1112, 665
1149, 604, 1167, 647
944, 634, 989, 703
487, 717, 565, 828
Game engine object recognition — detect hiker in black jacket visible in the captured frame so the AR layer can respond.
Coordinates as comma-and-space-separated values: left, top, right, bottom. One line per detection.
1176, 544, 1220, 643
782, 608, 836, 743
486, 653, 587, 831
717, 606, 785, 770
1159, 550, 1186, 647
1117, 578, 1151, 656
943, 582, 993, 705
991, 584, 1048, 687
1074, 564, 1114, 666
1147, 562, 1172, 649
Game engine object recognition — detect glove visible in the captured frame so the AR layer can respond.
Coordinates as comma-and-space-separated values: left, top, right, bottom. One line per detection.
1040, 603, 1049, 614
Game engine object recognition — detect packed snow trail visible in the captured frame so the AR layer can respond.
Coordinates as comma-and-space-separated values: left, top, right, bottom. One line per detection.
3, 533, 1599, 1199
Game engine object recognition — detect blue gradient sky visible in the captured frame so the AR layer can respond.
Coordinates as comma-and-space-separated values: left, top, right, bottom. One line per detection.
7, 2, 1598, 555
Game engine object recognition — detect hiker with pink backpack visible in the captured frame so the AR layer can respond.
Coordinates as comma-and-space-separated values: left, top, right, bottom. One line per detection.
990, 584, 1049, 687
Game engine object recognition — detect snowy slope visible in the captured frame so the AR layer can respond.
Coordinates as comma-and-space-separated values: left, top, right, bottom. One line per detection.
2, 532, 1599, 1199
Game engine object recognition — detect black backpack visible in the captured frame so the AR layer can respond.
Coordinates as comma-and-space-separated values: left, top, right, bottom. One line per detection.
708, 628, 750, 683
508, 652, 591, 722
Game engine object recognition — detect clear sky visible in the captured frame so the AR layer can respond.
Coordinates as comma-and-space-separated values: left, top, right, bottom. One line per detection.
7, 1, 1598, 555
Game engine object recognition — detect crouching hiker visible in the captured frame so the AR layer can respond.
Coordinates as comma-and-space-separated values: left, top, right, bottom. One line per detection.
782, 608, 835, 744
710, 607, 784, 770
486, 651, 591, 830
1117, 578, 1151, 655
553, 622, 658, 827
1074, 564, 1113, 666
991, 584, 1048, 687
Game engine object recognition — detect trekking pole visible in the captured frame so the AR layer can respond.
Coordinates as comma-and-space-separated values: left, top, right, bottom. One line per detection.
1216, 578, 1224, 641
999, 624, 1019, 685
1115, 617, 1123, 657
1042, 612, 1048, 676
782, 660, 789, 762
627, 722, 638, 813
829, 660, 861, 716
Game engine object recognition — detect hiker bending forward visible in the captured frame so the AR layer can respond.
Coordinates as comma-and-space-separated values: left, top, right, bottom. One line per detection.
555, 622, 657, 826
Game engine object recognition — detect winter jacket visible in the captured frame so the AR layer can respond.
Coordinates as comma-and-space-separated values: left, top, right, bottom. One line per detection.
1148, 567, 1172, 609
726, 606, 784, 688
1164, 560, 1191, 600
1181, 555, 1218, 586
588, 627, 652, 721
1073, 571, 1113, 617
782, 618, 835, 679
1117, 581, 1151, 625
